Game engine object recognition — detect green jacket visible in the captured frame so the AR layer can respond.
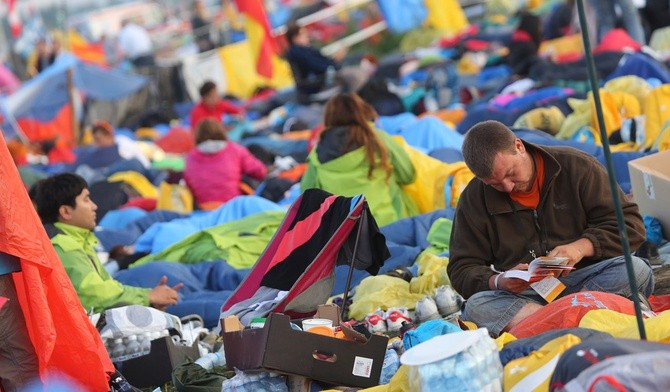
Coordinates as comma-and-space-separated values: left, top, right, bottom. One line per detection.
301, 128, 418, 227
49, 222, 149, 313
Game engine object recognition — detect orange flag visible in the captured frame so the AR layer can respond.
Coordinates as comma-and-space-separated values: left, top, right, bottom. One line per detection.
0, 131, 114, 389
235, 0, 278, 78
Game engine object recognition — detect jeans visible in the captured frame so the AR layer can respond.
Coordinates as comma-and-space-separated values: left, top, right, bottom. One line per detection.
0, 274, 40, 391
462, 255, 654, 337
590, 0, 646, 44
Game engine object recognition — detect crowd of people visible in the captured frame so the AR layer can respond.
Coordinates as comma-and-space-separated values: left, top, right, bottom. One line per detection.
1, 0, 670, 390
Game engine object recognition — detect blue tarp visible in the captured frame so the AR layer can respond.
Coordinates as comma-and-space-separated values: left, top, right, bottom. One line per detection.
376, 0, 428, 33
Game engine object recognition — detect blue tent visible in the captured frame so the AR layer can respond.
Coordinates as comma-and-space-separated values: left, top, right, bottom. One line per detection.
1, 53, 148, 140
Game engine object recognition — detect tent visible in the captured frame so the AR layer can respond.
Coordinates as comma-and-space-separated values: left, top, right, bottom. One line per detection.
0, 53, 148, 143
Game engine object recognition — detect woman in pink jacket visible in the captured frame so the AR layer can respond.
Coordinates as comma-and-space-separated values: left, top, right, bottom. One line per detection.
184, 118, 267, 209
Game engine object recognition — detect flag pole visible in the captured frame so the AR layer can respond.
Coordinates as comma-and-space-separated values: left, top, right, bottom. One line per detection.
574, 0, 647, 340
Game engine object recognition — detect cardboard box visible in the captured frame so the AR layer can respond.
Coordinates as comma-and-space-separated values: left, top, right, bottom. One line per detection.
223, 313, 388, 388
117, 336, 200, 388
628, 151, 670, 237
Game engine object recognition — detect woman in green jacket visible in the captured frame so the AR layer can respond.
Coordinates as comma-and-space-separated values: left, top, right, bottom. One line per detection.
301, 93, 419, 226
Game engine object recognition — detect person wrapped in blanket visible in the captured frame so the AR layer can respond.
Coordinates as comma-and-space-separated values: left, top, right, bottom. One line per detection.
300, 93, 419, 227
447, 120, 654, 337
506, 11, 543, 79
31, 173, 183, 314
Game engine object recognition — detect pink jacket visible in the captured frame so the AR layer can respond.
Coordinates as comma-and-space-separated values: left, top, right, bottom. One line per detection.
184, 142, 267, 206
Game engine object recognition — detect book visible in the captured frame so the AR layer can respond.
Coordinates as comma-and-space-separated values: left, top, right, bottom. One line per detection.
503, 256, 573, 282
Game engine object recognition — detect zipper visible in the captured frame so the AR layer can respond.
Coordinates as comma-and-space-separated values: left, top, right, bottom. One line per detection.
532, 209, 550, 256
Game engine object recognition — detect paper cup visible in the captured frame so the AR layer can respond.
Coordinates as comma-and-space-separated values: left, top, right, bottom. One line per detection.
302, 318, 333, 331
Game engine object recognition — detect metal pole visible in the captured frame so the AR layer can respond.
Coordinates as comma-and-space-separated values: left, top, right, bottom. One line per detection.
340, 212, 364, 321
575, 0, 647, 340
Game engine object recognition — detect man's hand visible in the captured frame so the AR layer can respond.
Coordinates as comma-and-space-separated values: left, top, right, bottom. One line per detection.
496, 263, 532, 293
548, 238, 593, 276
148, 275, 183, 311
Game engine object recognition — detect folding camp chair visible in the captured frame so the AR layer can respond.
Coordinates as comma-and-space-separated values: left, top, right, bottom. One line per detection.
221, 188, 388, 322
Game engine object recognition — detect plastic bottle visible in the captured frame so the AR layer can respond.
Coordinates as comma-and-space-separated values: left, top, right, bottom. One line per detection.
194, 352, 226, 371
125, 335, 141, 357
110, 338, 125, 360
140, 332, 152, 355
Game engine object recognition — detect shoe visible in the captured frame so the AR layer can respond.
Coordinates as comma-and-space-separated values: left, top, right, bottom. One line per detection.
636, 240, 663, 266
636, 292, 657, 318
414, 296, 440, 323
386, 308, 412, 332
364, 308, 387, 333
434, 285, 463, 317
384, 267, 414, 283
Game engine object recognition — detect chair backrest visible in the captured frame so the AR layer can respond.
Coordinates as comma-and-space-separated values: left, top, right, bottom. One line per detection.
221, 189, 368, 318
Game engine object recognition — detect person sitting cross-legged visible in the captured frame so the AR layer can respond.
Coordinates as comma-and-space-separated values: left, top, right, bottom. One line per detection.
447, 120, 654, 337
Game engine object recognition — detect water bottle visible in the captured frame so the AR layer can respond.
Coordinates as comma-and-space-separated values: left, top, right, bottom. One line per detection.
125, 335, 141, 357
110, 338, 125, 360
140, 332, 152, 356
380, 348, 400, 385
194, 352, 226, 370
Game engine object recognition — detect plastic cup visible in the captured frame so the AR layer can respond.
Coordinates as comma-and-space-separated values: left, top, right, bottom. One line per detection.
302, 318, 333, 331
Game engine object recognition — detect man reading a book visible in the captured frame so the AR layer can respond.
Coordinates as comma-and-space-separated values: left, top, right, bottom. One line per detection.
447, 120, 654, 337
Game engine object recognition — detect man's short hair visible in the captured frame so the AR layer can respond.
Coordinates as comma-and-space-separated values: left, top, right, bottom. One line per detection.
31, 173, 88, 224
199, 81, 217, 98
285, 22, 302, 45
462, 120, 517, 178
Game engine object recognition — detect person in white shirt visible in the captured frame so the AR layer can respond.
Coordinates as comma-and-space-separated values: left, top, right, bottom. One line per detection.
116, 19, 155, 67
91, 120, 151, 169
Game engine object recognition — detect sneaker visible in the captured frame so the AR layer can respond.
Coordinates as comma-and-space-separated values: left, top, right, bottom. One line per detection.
636, 240, 663, 266
386, 308, 412, 332
364, 308, 387, 333
434, 285, 463, 317
384, 267, 414, 283
414, 296, 440, 323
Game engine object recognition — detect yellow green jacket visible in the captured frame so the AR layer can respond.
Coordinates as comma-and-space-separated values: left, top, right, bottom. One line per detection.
301, 127, 418, 226
48, 222, 149, 313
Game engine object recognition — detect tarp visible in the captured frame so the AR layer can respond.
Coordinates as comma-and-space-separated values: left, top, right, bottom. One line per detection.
0, 131, 114, 389
1, 53, 148, 140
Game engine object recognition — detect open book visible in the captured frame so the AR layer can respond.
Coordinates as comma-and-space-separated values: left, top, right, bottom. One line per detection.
503, 256, 573, 282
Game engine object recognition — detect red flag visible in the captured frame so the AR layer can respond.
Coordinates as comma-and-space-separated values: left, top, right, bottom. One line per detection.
7, 0, 22, 37
234, 0, 278, 78
0, 131, 114, 389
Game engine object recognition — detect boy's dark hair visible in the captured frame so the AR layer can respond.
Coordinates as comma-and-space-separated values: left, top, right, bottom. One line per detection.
32, 173, 88, 224
285, 22, 301, 45
199, 80, 217, 98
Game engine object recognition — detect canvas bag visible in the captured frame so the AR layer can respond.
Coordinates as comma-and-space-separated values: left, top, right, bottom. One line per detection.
157, 181, 194, 214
